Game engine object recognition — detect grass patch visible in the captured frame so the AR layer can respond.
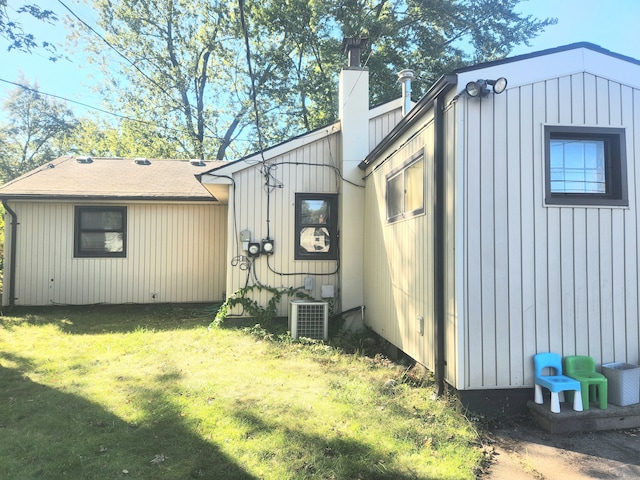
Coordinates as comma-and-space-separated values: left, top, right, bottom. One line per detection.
0, 304, 485, 479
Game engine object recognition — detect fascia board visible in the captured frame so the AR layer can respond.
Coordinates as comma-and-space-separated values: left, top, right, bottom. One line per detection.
200, 123, 339, 182
455, 47, 640, 96
360, 75, 458, 169
0, 194, 217, 202
369, 97, 404, 117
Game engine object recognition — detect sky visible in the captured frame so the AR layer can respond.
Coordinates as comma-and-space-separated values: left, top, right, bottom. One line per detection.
1, 0, 639, 120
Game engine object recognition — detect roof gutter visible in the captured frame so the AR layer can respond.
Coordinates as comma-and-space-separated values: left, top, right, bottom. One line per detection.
2, 200, 17, 307
359, 74, 457, 170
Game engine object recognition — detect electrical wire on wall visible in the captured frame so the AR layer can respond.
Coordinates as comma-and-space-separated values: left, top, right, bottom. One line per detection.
224, 160, 343, 307
260, 159, 363, 277
230, 12, 383, 304
205, 173, 241, 262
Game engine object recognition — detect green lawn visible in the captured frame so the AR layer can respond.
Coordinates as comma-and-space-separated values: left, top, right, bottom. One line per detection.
0, 305, 485, 479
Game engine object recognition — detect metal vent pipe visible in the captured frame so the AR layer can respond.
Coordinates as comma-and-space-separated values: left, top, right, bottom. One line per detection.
398, 69, 415, 116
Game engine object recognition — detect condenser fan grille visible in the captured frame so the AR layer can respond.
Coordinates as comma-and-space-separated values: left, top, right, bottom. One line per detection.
289, 301, 328, 340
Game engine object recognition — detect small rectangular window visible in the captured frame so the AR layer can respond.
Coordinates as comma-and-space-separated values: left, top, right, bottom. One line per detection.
386, 151, 425, 223
74, 206, 127, 257
295, 193, 338, 260
545, 126, 627, 206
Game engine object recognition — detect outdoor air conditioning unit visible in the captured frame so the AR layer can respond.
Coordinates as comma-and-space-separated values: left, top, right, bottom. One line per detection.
289, 300, 329, 341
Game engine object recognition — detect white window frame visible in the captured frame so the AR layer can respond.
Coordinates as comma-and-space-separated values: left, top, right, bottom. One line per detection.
386, 150, 425, 223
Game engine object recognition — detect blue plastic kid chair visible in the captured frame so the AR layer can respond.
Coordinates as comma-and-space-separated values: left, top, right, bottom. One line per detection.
533, 352, 583, 413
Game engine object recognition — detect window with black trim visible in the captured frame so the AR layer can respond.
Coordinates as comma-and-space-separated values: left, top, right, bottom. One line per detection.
74, 206, 127, 257
386, 151, 425, 223
295, 193, 338, 260
545, 126, 627, 206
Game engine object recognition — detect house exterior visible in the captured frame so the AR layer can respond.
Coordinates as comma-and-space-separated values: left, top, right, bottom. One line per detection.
360, 43, 640, 411
0, 157, 227, 305
3, 42, 640, 413
198, 44, 404, 320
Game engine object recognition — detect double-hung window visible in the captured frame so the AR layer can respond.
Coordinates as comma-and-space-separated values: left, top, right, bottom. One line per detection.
386, 151, 425, 223
74, 206, 127, 257
295, 193, 338, 260
545, 126, 627, 206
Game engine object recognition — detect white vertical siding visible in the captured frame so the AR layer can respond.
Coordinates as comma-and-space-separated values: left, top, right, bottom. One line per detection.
461, 73, 640, 389
5, 201, 226, 305
444, 98, 461, 388
225, 133, 341, 317
363, 119, 436, 369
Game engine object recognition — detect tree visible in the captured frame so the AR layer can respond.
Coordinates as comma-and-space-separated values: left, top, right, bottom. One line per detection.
0, 0, 59, 59
72, 0, 555, 160
71, 0, 240, 160
62, 117, 182, 159
0, 78, 77, 181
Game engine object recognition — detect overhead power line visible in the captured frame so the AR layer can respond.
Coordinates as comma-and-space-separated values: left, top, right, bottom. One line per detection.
56, 0, 221, 140
56, 1, 181, 109
238, 0, 266, 158
0, 78, 132, 120
0, 77, 222, 141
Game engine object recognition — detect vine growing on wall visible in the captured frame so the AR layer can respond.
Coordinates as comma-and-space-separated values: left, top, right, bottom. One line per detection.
210, 284, 317, 328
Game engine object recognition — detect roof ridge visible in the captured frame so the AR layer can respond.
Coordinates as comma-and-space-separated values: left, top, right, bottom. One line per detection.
454, 42, 640, 74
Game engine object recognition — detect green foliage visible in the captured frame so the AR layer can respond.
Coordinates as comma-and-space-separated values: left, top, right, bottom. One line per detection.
73, 0, 555, 160
0, 77, 77, 182
72, 0, 240, 160
211, 284, 315, 328
62, 117, 182, 159
0, 1, 60, 59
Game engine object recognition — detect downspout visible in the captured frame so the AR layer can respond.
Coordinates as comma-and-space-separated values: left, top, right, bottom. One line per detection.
433, 91, 448, 396
359, 73, 456, 394
2, 200, 17, 307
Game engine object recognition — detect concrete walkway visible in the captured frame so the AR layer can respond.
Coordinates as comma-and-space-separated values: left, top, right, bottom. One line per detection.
480, 417, 640, 479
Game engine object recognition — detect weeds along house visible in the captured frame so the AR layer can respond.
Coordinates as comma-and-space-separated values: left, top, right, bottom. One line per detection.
3, 41, 640, 413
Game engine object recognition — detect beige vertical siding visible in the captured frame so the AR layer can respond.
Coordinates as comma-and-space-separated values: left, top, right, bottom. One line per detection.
363, 119, 436, 369
369, 107, 404, 152
460, 73, 640, 389
225, 133, 341, 316
5, 201, 226, 305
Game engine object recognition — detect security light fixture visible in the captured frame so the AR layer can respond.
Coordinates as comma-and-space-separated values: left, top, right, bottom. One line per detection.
465, 77, 508, 97
491, 77, 508, 94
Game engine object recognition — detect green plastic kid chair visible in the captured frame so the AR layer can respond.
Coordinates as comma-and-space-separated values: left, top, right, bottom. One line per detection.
564, 355, 608, 410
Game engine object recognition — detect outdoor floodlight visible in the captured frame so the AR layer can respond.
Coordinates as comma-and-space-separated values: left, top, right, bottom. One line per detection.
465, 77, 508, 97
491, 77, 508, 94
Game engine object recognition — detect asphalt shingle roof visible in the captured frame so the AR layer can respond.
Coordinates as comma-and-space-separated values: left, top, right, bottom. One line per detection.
0, 156, 225, 201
